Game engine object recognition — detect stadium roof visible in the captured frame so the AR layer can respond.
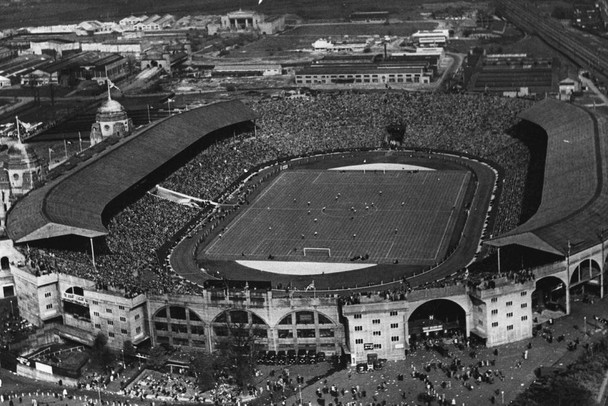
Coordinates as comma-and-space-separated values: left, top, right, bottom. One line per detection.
486, 99, 608, 256
7, 100, 256, 243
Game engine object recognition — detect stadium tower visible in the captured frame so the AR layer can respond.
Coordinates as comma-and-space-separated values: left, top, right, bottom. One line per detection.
0, 141, 41, 231
89, 88, 132, 146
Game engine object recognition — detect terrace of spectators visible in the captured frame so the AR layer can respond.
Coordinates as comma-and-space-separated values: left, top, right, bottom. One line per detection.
6, 100, 256, 243
487, 98, 608, 255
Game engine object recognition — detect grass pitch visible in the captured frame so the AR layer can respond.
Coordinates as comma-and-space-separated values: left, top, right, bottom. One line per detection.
203, 169, 471, 265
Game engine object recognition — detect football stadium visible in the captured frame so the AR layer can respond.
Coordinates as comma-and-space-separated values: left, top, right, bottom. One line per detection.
2, 91, 608, 368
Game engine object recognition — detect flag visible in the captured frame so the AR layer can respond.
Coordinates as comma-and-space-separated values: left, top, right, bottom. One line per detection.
107, 78, 120, 91
258, 0, 263, 4
48, 147, 54, 153
305, 280, 315, 291
167, 98, 175, 103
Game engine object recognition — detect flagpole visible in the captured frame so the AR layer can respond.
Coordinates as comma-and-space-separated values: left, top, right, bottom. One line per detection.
78, 131, 83, 152
15, 116, 21, 144
64, 138, 68, 159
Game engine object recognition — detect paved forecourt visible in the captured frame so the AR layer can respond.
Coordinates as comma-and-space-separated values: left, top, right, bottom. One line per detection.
203, 166, 471, 267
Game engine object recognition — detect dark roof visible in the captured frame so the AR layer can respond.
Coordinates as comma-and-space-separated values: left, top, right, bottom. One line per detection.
7, 100, 256, 243
486, 99, 608, 255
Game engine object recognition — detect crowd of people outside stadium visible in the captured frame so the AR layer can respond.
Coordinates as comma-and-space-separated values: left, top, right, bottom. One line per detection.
22, 91, 535, 295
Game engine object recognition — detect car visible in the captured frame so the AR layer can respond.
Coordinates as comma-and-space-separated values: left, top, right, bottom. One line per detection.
277, 350, 287, 365
316, 352, 326, 363
287, 349, 297, 364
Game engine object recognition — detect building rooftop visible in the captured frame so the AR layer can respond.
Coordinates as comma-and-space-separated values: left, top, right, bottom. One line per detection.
487, 99, 608, 255
6, 100, 256, 243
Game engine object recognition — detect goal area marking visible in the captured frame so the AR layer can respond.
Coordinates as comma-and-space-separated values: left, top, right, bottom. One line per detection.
303, 247, 331, 257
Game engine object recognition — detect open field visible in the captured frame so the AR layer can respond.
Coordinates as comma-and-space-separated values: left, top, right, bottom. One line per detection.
203, 169, 471, 265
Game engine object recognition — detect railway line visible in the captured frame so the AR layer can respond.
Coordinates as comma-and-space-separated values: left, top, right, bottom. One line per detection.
497, 0, 608, 81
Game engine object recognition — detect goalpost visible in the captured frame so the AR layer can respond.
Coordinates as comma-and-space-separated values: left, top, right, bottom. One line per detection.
303, 247, 331, 257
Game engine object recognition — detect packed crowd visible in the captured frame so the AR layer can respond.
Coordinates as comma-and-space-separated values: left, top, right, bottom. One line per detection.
122, 370, 201, 402
22, 92, 535, 293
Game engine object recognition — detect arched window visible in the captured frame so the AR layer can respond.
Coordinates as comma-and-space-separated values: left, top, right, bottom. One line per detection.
0, 257, 9, 271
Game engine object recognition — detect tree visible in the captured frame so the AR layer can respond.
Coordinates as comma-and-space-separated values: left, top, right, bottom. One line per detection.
91, 332, 113, 368
189, 351, 217, 392
146, 345, 170, 370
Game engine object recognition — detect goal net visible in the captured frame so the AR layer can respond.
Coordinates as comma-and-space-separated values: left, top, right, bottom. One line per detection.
303, 247, 331, 257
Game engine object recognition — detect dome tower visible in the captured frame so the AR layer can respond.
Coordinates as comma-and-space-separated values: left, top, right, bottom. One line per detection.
90, 81, 133, 146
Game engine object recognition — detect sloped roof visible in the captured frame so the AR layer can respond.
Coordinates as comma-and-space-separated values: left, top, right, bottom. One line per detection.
487, 99, 608, 255
7, 100, 256, 243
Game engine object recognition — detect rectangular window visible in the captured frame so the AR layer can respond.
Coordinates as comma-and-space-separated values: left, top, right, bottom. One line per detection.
319, 329, 334, 338
106, 308, 112, 313
120, 317, 126, 322
107, 320, 114, 325
136, 326, 141, 334
92, 300, 99, 305
390, 323, 399, 328
354, 326, 363, 331
507, 325, 514, 331
521, 315, 528, 321
391, 336, 399, 342
119, 305, 125, 310
108, 332, 115, 337
372, 319, 380, 324
45, 303, 52, 309
354, 314, 362, 319
373, 331, 381, 336
121, 329, 128, 334
507, 312, 513, 318
491, 309, 498, 315
373, 344, 382, 349
278, 329, 293, 339
390, 311, 398, 316
478, 319, 483, 325
492, 322, 498, 328
93, 311, 100, 317
355, 339, 363, 344
44, 292, 52, 298
95, 323, 101, 328
506, 301, 513, 306
521, 303, 528, 308
491, 298, 498, 303
135, 314, 140, 320
521, 291, 528, 296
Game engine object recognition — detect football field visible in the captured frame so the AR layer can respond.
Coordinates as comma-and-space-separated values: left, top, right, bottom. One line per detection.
203, 169, 471, 265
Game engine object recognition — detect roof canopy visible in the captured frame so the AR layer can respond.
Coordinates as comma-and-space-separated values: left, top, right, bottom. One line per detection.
7, 100, 256, 243
486, 99, 608, 255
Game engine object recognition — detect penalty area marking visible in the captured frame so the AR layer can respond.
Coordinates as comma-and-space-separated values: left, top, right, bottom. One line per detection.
236, 260, 376, 275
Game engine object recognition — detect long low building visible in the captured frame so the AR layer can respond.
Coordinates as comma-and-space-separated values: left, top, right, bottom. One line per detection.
295, 56, 436, 86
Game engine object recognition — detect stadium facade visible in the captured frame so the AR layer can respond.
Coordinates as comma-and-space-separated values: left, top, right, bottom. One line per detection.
0, 98, 607, 367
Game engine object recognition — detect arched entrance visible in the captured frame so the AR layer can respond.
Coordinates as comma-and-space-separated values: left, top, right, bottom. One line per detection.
570, 259, 601, 299
532, 276, 566, 319
408, 299, 466, 350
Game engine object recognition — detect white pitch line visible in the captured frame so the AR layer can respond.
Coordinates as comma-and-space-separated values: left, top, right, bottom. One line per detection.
433, 173, 468, 260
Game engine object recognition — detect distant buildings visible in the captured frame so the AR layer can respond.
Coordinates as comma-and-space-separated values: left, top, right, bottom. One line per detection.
349, 11, 389, 23
207, 10, 285, 35
295, 54, 438, 86
20, 52, 128, 87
